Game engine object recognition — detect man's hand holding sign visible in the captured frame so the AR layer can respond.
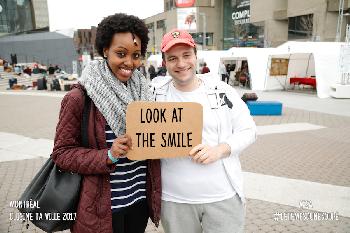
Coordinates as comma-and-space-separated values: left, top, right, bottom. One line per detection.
189, 143, 231, 164
126, 101, 203, 160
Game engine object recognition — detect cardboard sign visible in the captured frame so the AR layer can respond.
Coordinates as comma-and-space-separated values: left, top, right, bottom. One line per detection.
126, 101, 203, 160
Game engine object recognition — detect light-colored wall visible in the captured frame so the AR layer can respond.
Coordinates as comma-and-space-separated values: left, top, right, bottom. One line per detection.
212, 0, 224, 49
287, 0, 327, 17
32, 0, 49, 29
251, 0, 288, 47
266, 20, 288, 47
145, 11, 173, 54
196, 6, 222, 50
323, 12, 338, 41
250, 0, 348, 45
251, 0, 287, 22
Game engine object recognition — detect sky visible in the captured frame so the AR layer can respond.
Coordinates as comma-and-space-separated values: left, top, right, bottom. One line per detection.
47, 0, 164, 31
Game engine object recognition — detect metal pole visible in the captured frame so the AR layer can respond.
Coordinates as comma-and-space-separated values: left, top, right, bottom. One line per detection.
153, 25, 156, 54
203, 13, 206, 50
199, 12, 206, 50
336, 0, 345, 41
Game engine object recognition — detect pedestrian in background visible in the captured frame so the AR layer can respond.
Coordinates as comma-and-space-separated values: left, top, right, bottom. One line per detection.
157, 64, 167, 76
201, 62, 210, 74
47, 64, 55, 90
219, 60, 228, 83
153, 28, 256, 233
148, 64, 157, 80
51, 13, 161, 233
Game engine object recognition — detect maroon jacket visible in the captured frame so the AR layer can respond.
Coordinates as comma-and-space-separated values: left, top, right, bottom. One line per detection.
201, 66, 210, 74
52, 85, 161, 233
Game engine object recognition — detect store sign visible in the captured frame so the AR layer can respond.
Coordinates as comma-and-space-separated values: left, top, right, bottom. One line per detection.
232, 10, 250, 25
175, 0, 195, 8
177, 7, 197, 31
231, 0, 250, 25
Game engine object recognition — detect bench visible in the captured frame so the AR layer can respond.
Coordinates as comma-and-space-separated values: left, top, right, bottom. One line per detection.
246, 101, 283, 116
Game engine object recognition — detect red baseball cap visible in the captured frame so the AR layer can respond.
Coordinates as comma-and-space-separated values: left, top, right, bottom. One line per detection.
161, 29, 196, 52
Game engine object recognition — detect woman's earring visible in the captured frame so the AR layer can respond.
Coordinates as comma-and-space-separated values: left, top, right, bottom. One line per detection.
104, 54, 107, 59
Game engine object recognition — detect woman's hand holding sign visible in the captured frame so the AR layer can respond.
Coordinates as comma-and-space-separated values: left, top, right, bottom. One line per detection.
189, 143, 231, 164
107, 134, 132, 164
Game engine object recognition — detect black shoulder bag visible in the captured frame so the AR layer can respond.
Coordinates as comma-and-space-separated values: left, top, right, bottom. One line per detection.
18, 92, 91, 232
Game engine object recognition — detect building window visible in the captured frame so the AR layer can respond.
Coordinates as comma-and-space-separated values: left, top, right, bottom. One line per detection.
288, 14, 313, 40
0, 1, 9, 32
223, 0, 264, 49
146, 23, 154, 30
0, 0, 35, 33
157, 20, 165, 29
190, 32, 213, 46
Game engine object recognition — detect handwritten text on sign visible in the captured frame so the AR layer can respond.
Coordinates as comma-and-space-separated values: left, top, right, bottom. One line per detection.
126, 102, 203, 160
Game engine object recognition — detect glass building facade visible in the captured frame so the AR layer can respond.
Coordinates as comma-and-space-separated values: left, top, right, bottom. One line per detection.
223, 0, 264, 49
0, 0, 35, 34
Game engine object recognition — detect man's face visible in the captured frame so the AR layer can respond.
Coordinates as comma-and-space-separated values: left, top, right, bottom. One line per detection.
164, 44, 197, 88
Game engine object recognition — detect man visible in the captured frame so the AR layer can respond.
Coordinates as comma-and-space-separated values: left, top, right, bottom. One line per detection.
152, 29, 256, 233
219, 60, 228, 83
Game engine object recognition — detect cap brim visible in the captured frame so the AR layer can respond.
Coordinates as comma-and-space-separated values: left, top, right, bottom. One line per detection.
161, 38, 195, 52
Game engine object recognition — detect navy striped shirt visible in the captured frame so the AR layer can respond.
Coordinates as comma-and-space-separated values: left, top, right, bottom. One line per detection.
105, 124, 147, 212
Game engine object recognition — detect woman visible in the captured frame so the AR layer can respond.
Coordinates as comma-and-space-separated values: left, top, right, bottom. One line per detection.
201, 62, 210, 74
51, 13, 161, 233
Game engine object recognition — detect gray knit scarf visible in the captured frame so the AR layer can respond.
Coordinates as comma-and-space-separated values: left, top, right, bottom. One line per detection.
79, 59, 152, 137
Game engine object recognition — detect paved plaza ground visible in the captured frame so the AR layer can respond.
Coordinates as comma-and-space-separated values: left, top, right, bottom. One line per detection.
0, 88, 349, 233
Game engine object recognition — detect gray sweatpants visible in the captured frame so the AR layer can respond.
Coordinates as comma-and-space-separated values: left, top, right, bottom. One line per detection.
161, 195, 245, 233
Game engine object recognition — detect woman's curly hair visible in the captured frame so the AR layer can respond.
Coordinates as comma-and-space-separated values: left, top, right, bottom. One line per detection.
95, 13, 149, 57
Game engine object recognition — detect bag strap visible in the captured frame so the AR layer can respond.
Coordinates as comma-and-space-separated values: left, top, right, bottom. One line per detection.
81, 91, 91, 148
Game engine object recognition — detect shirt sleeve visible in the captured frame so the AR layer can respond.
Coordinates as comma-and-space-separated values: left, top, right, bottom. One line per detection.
222, 86, 257, 156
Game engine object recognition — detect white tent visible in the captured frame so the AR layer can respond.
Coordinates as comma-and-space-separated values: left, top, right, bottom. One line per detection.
227, 42, 345, 98
265, 53, 315, 91
270, 42, 344, 98
226, 47, 276, 90
196, 50, 229, 78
